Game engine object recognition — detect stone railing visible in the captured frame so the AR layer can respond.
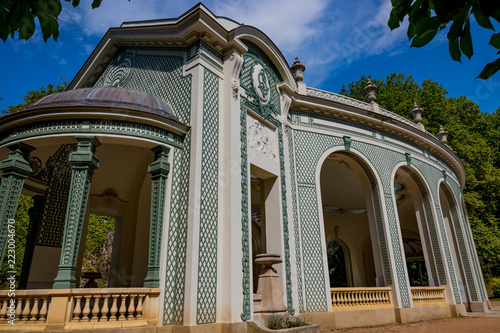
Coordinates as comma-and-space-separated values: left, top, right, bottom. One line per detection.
411, 287, 447, 306
0, 291, 49, 322
0, 288, 159, 331
331, 287, 392, 310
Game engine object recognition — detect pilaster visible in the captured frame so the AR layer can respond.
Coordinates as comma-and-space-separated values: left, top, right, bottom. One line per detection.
0, 142, 35, 265
144, 145, 170, 288
53, 136, 100, 289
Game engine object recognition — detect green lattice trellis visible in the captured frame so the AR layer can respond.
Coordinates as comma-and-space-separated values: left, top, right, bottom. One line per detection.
95, 50, 192, 325
239, 48, 295, 319
196, 69, 220, 324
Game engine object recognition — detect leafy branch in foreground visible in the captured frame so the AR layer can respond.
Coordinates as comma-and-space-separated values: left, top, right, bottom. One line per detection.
388, 0, 500, 79
0, 0, 104, 42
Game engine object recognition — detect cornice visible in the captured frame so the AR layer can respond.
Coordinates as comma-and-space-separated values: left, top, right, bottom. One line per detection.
290, 90, 466, 187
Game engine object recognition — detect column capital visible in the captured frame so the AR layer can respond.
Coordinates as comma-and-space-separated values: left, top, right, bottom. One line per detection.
148, 145, 170, 177
68, 136, 100, 170
0, 142, 36, 177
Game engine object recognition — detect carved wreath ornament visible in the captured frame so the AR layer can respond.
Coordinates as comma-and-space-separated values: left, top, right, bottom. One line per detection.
247, 120, 276, 159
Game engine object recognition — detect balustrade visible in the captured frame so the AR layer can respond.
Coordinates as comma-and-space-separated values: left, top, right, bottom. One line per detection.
71, 292, 145, 322
411, 287, 447, 306
331, 287, 392, 310
0, 288, 158, 330
0, 293, 49, 322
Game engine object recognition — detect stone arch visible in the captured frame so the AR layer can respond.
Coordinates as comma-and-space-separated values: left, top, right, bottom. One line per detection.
315, 146, 392, 292
391, 163, 447, 286
439, 181, 480, 306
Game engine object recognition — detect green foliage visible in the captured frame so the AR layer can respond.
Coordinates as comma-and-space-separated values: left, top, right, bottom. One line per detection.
80, 214, 115, 288
0, 195, 33, 289
341, 73, 500, 279
266, 315, 308, 330
492, 278, 500, 298
0, 0, 105, 42
406, 261, 429, 287
388, 0, 500, 79
1, 79, 67, 116
327, 240, 348, 287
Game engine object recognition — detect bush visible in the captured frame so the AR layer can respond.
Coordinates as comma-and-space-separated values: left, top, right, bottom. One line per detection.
493, 278, 500, 299
266, 315, 308, 330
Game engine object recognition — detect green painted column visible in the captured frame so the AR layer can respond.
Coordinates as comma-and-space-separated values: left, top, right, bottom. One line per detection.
53, 137, 100, 289
0, 142, 35, 266
144, 145, 170, 288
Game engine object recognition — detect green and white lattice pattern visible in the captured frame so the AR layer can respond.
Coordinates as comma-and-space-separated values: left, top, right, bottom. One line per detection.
95, 51, 193, 325
288, 110, 471, 310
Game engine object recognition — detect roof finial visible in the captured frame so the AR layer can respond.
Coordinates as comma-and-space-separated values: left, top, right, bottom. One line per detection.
411, 102, 425, 131
291, 57, 306, 94
437, 125, 449, 144
364, 78, 377, 103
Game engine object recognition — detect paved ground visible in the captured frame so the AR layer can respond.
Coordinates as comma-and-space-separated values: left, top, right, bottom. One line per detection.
327, 302, 500, 333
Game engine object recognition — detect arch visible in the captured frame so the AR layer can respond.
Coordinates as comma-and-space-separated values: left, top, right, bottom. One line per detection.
391, 164, 442, 287
439, 181, 480, 306
315, 146, 391, 291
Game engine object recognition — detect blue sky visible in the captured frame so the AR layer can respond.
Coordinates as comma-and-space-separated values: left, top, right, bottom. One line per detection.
1, 0, 499, 114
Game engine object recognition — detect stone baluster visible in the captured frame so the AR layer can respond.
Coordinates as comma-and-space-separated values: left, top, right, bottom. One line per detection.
110, 295, 119, 320
91, 295, 101, 322
81, 296, 91, 321
101, 295, 110, 321
21, 298, 30, 321
127, 295, 137, 320
118, 295, 127, 321
29, 298, 39, 321
15, 298, 23, 320
39, 297, 48, 322
73, 296, 82, 321
136, 295, 144, 319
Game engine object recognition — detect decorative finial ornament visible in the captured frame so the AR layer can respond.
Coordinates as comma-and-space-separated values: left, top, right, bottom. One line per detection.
364, 79, 377, 103
411, 102, 425, 131
437, 125, 449, 144
291, 57, 305, 82
291, 57, 307, 94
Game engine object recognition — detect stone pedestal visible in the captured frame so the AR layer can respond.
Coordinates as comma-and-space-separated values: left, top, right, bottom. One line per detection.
254, 253, 287, 319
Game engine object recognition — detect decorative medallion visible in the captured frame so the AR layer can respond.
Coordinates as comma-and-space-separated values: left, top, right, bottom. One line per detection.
104, 52, 135, 87
240, 53, 281, 119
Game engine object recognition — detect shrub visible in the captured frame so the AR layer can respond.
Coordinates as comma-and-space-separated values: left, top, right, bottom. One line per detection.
493, 278, 500, 299
266, 315, 309, 330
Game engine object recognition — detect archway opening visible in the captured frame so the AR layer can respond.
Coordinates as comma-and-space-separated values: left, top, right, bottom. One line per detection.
393, 167, 437, 287
320, 152, 383, 287
440, 183, 470, 304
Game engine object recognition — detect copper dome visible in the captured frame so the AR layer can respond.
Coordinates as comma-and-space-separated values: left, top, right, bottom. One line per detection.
22, 87, 178, 121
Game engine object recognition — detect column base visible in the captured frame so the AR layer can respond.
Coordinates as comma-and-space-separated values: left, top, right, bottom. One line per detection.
53, 267, 76, 289
144, 268, 160, 288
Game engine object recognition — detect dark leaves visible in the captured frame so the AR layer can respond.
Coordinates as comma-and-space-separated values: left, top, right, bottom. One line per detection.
388, 0, 500, 78
1, 0, 104, 42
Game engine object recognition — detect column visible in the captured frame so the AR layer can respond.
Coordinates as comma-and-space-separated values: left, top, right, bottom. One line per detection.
53, 137, 100, 289
144, 145, 170, 288
0, 142, 35, 265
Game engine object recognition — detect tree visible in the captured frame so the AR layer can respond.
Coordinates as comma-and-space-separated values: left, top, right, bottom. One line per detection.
388, 0, 500, 79
0, 195, 33, 289
1, 79, 67, 115
341, 73, 500, 280
1, 0, 104, 42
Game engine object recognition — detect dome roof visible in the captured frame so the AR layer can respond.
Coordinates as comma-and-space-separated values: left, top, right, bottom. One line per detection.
23, 87, 178, 121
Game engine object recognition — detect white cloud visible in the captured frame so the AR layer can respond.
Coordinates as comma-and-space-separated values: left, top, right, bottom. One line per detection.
56, 0, 414, 88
